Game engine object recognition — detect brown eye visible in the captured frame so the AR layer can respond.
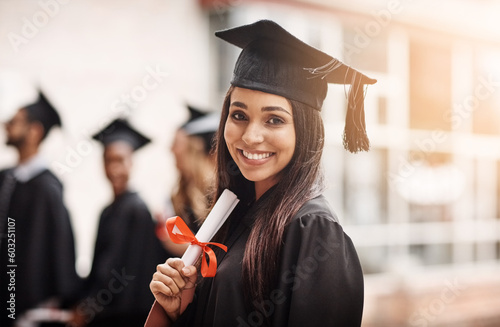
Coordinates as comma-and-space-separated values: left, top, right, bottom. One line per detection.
231, 112, 247, 121
267, 117, 285, 125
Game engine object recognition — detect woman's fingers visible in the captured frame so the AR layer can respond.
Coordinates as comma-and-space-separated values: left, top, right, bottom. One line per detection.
181, 265, 198, 289
161, 259, 187, 287
150, 278, 173, 296
149, 258, 199, 322
151, 258, 198, 297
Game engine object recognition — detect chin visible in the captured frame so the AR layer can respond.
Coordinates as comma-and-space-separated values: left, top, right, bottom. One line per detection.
6, 139, 19, 147
111, 180, 127, 191
240, 170, 271, 183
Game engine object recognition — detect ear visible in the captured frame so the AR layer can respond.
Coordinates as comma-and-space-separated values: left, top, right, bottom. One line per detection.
127, 150, 134, 167
28, 121, 45, 145
190, 136, 206, 154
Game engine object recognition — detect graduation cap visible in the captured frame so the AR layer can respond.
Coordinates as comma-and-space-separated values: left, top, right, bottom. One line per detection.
215, 20, 377, 153
92, 118, 151, 151
24, 91, 62, 138
180, 105, 219, 154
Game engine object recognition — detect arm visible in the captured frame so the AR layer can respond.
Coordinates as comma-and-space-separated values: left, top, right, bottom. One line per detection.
144, 301, 169, 327
144, 287, 195, 327
275, 214, 364, 327
46, 181, 82, 303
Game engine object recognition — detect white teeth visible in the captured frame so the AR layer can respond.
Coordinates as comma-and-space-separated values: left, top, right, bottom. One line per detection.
242, 150, 272, 160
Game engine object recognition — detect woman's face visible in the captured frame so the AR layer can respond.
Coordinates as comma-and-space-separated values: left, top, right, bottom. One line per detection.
171, 129, 189, 172
224, 87, 296, 197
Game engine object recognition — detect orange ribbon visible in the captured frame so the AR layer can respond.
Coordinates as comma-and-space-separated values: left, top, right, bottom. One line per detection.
165, 216, 227, 278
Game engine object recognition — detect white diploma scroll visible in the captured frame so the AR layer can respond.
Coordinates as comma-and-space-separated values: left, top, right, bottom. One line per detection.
181, 189, 239, 266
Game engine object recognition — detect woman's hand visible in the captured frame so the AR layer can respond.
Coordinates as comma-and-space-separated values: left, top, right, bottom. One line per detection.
150, 258, 198, 322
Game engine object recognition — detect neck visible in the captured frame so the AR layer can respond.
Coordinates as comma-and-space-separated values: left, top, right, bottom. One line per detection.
113, 187, 128, 199
17, 146, 38, 165
254, 180, 275, 201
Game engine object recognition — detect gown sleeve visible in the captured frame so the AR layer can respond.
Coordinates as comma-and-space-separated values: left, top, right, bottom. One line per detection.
45, 180, 82, 305
24, 173, 81, 309
272, 212, 364, 327
118, 195, 169, 314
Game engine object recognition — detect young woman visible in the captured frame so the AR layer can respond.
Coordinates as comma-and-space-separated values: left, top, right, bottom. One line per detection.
147, 20, 376, 327
157, 105, 219, 256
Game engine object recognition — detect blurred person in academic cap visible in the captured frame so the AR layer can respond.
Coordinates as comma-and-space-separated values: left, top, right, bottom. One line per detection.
155, 105, 219, 256
0, 91, 81, 327
147, 20, 376, 327
74, 118, 169, 327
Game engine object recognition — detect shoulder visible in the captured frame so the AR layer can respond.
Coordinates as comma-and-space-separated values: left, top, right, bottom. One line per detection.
26, 170, 64, 199
283, 195, 350, 249
31, 169, 63, 189
281, 195, 362, 274
122, 191, 148, 208
100, 192, 152, 225
119, 191, 152, 217
0, 167, 12, 175
43, 169, 63, 186
290, 194, 340, 227
278, 200, 364, 327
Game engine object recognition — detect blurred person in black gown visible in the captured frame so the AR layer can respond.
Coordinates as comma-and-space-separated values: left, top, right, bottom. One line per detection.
0, 91, 81, 327
75, 118, 169, 327
156, 105, 219, 256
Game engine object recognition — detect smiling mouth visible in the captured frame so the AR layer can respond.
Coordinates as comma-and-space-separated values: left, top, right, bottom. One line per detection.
240, 149, 275, 160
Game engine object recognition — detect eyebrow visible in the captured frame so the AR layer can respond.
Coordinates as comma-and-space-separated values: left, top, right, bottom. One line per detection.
230, 101, 292, 116
231, 101, 247, 109
262, 106, 292, 116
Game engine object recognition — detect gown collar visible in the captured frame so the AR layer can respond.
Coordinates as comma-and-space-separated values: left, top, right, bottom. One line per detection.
113, 189, 136, 202
217, 184, 278, 261
13, 153, 48, 182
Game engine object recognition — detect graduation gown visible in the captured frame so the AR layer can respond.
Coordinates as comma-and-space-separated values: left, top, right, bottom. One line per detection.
84, 190, 169, 327
173, 193, 364, 327
0, 168, 81, 327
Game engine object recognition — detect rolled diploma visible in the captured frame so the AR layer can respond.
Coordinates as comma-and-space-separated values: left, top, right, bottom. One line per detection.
181, 189, 239, 266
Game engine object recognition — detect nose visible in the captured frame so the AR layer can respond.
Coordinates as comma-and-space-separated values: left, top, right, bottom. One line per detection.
241, 122, 264, 146
4, 120, 11, 132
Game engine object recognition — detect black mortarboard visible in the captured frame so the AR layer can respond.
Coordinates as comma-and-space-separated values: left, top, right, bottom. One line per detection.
24, 91, 62, 138
181, 105, 219, 154
92, 118, 151, 151
215, 20, 377, 153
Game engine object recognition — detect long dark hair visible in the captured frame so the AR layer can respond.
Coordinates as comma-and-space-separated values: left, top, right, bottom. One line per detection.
212, 85, 325, 306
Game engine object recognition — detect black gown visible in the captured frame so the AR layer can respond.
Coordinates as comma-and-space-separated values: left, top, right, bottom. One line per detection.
0, 168, 81, 327
174, 193, 364, 327
83, 190, 170, 327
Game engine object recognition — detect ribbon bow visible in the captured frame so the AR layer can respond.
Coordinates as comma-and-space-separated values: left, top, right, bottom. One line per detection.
166, 216, 227, 278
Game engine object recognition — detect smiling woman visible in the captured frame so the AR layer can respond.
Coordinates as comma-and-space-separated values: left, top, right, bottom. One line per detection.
147, 19, 376, 327
225, 87, 296, 200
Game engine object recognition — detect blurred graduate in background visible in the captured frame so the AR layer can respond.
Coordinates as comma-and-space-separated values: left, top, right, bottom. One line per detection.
0, 91, 81, 327
156, 105, 219, 256
75, 118, 169, 327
